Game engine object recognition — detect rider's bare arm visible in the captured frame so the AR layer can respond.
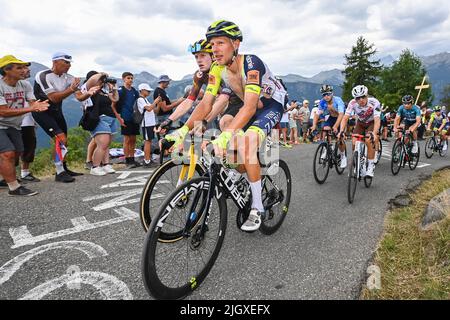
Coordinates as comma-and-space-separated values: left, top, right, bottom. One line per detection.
223, 91, 259, 132
205, 94, 229, 122
185, 93, 215, 130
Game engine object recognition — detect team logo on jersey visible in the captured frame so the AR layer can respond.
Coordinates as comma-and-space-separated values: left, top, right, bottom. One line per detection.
246, 56, 254, 69
247, 70, 260, 85
208, 74, 216, 85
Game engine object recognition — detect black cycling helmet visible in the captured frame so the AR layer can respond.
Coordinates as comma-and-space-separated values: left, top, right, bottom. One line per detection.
402, 95, 414, 104
320, 84, 333, 94
188, 39, 212, 55
206, 20, 243, 42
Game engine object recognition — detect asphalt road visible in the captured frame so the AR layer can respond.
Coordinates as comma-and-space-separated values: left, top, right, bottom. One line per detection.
0, 139, 448, 300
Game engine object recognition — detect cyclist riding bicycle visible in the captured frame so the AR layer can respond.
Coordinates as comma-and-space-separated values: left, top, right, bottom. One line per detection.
427, 106, 448, 151
393, 94, 421, 154
310, 84, 347, 168
339, 85, 381, 177
165, 20, 287, 232
157, 39, 242, 134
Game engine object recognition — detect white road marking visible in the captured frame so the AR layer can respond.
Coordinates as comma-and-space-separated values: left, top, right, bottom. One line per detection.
0, 241, 108, 285
116, 171, 154, 180
8, 208, 139, 249
20, 271, 133, 300
100, 174, 151, 189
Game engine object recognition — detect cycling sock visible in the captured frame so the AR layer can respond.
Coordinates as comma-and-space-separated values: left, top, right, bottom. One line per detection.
250, 180, 264, 212
21, 170, 30, 178
7, 180, 20, 191
55, 161, 65, 174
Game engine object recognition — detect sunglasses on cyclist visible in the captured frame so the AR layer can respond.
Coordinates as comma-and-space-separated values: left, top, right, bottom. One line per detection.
188, 43, 202, 53
322, 92, 332, 97
355, 96, 367, 101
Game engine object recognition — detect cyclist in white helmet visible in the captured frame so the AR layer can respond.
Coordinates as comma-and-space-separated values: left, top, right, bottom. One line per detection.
339, 85, 381, 177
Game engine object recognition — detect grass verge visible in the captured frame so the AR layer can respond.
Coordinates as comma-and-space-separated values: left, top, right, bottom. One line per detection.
361, 169, 450, 300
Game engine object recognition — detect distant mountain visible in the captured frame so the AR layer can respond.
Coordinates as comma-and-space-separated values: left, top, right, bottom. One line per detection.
29, 51, 450, 149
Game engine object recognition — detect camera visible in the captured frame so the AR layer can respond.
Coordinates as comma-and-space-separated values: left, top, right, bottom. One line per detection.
100, 74, 117, 85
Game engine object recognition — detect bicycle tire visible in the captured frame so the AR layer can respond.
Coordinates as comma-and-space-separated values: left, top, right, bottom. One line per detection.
439, 140, 448, 157
408, 143, 420, 170
334, 141, 346, 175
142, 176, 227, 300
374, 139, 382, 164
139, 159, 205, 233
347, 151, 359, 204
259, 159, 292, 235
391, 140, 403, 176
424, 138, 435, 159
313, 143, 330, 184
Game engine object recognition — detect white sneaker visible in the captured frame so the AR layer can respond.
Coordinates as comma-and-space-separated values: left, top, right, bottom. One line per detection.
366, 163, 374, 177
340, 155, 347, 168
102, 164, 116, 174
411, 142, 418, 154
443, 143, 448, 151
241, 209, 263, 232
90, 166, 106, 176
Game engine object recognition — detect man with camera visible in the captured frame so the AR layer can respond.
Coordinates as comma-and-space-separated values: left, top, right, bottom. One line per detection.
32, 52, 84, 183
113, 72, 140, 169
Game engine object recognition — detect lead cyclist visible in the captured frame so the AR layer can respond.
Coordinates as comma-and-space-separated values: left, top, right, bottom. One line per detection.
165, 20, 287, 231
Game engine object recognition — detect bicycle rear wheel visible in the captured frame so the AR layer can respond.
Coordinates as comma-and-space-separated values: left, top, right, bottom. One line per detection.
439, 140, 448, 157
259, 159, 291, 235
391, 140, 403, 175
424, 138, 435, 158
313, 143, 330, 184
409, 144, 420, 170
139, 159, 205, 233
347, 151, 359, 204
142, 176, 227, 300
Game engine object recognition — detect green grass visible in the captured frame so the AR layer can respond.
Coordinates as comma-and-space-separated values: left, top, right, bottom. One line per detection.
361, 169, 450, 300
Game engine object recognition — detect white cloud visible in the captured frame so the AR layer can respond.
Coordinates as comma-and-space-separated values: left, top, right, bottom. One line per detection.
1, 0, 449, 79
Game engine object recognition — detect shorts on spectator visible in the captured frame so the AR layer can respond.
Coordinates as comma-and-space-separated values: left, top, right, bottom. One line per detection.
0, 127, 24, 153
280, 122, 289, 129
142, 126, 155, 141
21, 126, 36, 163
91, 115, 118, 137
121, 120, 140, 136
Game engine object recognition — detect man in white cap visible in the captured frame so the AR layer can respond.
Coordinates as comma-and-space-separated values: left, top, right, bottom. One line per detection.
32, 52, 84, 183
137, 83, 161, 167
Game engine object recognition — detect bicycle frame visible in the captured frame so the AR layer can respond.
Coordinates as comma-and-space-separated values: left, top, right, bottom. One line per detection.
352, 134, 366, 179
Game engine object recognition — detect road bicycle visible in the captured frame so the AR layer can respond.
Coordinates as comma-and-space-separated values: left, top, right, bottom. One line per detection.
391, 128, 420, 176
312, 130, 347, 184
141, 139, 291, 299
347, 134, 376, 204
425, 130, 448, 158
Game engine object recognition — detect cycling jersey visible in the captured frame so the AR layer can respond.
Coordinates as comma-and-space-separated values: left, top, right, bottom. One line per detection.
346, 97, 381, 123
396, 104, 421, 124
34, 70, 75, 112
318, 96, 345, 119
205, 54, 287, 106
429, 112, 447, 128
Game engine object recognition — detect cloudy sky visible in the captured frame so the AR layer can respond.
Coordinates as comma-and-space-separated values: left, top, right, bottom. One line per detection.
1, 0, 449, 79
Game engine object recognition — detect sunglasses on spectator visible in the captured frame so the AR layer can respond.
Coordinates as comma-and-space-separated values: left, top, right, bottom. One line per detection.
355, 96, 367, 101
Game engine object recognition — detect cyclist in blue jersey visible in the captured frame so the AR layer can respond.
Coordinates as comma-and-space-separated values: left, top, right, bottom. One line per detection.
393, 95, 421, 153
310, 84, 347, 168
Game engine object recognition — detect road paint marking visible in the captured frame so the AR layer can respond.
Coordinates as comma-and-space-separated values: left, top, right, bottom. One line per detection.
20, 271, 133, 300
9, 208, 139, 249
116, 171, 154, 180
0, 241, 108, 285
100, 174, 152, 189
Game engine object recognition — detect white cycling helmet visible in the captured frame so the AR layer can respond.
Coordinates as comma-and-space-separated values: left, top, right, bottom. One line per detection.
352, 85, 368, 98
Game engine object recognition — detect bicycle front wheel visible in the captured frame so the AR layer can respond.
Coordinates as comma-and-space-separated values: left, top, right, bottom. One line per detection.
259, 159, 292, 235
391, 140, 403, 175
347, 151, 359, 204
313, 143, 330, 184
142, 176, 227, 300
424, 138, 435, 158
334, 141, 347, 175
139, 159, 205, 232
439, 140, 448, 157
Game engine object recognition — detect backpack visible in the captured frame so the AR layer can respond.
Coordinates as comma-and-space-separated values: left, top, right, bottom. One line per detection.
132, 96, 145, 125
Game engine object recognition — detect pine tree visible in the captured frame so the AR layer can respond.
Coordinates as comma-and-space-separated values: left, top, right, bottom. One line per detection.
378, 49, 432, 109
342, 36, 382, 102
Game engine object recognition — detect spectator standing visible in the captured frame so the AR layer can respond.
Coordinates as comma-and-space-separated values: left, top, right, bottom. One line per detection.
33, 52, 84, 182
288, 103, 300, 145
114, 72, 140, 169
0, 55, 49, 196
137, 83, 161, 167
154, 75, 184, 124
299, 100, 311, 142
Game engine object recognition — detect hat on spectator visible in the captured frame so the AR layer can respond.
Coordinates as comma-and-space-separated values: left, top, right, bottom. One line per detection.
158, 75, 171, 83
0, 55, 30, 68
303, 100, 309, 104
138, 83, 154, 92
52, 52, 73, 62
